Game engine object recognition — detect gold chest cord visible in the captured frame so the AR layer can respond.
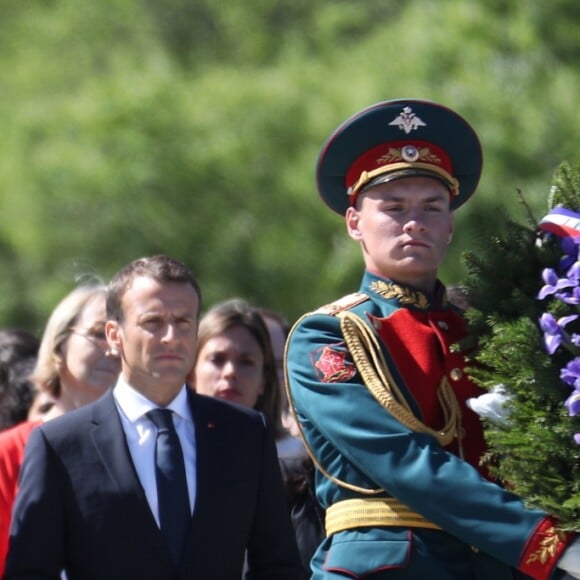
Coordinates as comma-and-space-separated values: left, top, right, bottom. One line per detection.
285, 310, 464, 496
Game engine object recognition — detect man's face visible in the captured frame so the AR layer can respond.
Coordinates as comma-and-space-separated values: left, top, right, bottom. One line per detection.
106, 276, 199, 403
345, 176, 454, 291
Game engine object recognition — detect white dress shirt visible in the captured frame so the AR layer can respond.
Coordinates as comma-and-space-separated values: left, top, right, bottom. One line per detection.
113, 378, 197, 527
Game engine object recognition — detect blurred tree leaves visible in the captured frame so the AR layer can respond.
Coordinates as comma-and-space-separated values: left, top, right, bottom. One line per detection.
0, 0, 578, 330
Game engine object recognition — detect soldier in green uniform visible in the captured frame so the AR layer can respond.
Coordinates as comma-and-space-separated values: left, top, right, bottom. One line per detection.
285, 99, 580, 579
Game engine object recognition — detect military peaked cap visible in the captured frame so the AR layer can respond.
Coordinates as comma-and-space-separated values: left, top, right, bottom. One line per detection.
316, 99, 483, 215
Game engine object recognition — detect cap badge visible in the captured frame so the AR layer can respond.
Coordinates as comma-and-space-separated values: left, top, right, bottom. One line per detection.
401, 145, 420, 162
388, 107, 427, 134
377, 146, 441, 166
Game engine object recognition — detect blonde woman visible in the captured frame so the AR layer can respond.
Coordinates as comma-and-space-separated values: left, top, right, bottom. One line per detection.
0, 283, 120, 574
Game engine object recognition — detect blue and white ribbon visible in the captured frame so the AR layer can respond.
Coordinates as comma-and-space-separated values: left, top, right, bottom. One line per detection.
539, 207, 580, 238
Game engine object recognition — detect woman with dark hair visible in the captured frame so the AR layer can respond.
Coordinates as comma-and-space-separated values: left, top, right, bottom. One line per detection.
0, 329, 40, 432
192, 298, 304, 459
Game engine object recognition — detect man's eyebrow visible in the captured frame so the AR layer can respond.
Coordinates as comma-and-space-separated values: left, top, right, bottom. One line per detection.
375, 193, 405, 202
424, 194, 449, 202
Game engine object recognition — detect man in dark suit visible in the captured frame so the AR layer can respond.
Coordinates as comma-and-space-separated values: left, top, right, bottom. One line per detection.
6, 255, 302, 580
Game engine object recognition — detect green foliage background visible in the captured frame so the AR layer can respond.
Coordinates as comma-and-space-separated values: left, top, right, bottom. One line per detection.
0, 0, 579, 332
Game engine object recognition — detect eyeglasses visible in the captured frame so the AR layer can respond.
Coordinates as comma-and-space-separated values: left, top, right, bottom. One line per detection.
69, 324, 107, 344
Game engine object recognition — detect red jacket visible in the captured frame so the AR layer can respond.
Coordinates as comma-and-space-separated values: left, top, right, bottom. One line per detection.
0, 420, 41, 576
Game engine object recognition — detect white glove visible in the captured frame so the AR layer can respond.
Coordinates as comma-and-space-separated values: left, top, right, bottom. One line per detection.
466, 384, 512, 426
558, 538, 580, 578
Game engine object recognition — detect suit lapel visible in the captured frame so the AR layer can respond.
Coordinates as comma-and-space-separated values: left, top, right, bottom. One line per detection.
179, 391, 221, 576
89, 390, 145, 496
89, 390, 171, 560
186, 390, 213, 523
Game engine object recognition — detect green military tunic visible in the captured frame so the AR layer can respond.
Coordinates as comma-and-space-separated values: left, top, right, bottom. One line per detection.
285, 270, 570, 579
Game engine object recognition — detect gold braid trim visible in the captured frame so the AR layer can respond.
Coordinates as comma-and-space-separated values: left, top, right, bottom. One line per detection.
283, 306, 463, 496
325, 498, 442, 536
289, 433, 383, 495
338, 311, 463, 453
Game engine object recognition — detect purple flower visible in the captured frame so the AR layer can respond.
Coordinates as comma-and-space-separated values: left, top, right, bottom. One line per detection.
560, 236, 580, 271
561, 359, 580, 389
537, 233, 580, 443
539, 313, 578, 354
567, 260, 580, 281
555, 291, 576, 305
559, 286, 580, 305
565, 389, 580, 416
537, 268, 574, 300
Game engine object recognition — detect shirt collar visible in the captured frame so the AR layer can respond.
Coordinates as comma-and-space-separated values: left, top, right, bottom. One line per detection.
113, 376, 192, 424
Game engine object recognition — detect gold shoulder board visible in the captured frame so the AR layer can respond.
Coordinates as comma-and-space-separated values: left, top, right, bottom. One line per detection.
313, 292, 369, 316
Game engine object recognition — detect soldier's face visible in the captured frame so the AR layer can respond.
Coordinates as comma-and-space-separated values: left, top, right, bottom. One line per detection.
345, 176, 453, 292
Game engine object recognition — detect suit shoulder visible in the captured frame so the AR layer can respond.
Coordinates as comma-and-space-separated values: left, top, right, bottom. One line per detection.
36, 395, 105, 440
192, 393, 265, 426
45, 406, 91, 431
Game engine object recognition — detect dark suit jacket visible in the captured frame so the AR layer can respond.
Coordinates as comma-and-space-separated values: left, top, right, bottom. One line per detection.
5, 389, 302, 580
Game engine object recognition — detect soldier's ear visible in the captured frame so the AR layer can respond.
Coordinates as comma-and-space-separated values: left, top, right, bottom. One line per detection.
346, 207, 362, 241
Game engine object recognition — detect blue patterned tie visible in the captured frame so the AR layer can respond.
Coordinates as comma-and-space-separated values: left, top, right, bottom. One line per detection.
147, 408, 190, 566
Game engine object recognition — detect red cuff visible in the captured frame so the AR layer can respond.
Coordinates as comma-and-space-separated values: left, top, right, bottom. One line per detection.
518, 517, 575, 580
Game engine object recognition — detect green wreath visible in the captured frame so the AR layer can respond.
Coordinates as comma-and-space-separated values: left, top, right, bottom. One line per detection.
461, 161, 580, 531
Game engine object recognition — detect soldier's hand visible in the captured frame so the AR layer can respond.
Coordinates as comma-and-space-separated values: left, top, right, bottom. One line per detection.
466, 384, 512, 426
558, 538, 580, 578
